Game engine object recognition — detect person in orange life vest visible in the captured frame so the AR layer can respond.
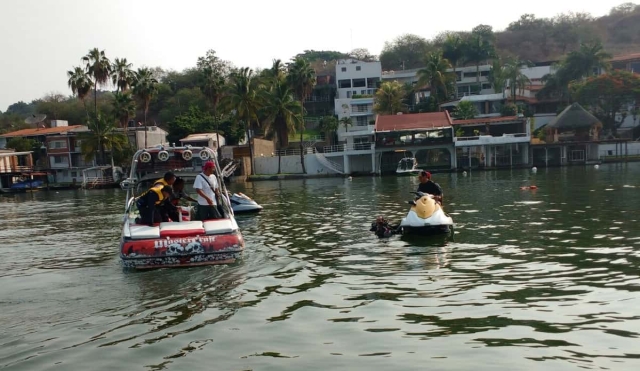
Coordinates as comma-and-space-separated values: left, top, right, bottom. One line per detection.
136, 185, 173, 226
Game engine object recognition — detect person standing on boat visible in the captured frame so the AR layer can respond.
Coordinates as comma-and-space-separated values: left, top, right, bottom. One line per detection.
135, 185, 173, 226
417, 171, 443, 204
193, 161, 222, 220
161, 177, 198, 222
153, 172, 176, 187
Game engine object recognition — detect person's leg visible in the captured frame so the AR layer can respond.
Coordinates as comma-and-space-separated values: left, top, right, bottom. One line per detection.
195, 204, 208, 221
139, 206, 153, 225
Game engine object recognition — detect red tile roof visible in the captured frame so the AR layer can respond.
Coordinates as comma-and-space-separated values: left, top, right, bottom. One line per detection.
375, 112, 452, 132
453, 116, 522, 126
0, 125, 87, 138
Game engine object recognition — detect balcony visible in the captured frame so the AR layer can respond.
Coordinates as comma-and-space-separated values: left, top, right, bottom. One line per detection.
322, 142, 375, 157
454, 133, 530, 147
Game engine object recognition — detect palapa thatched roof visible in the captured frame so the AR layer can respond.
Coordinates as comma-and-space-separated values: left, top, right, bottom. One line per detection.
548, 103, 602, 130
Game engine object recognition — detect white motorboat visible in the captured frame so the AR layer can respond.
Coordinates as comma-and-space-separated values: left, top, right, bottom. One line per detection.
396, 157, 421, 176
229, 192, 263, 214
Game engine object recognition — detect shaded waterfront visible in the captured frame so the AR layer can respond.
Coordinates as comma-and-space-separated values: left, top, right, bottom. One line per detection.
1, 163, 640, 370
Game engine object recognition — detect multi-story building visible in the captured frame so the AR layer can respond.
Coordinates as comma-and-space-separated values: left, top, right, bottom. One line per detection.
334, 59, 381, 148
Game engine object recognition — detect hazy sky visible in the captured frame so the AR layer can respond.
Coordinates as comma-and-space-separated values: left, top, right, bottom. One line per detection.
0, 0, 620, 112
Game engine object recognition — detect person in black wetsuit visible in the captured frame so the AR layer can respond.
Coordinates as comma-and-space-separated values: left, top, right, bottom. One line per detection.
417, 170, 443, 204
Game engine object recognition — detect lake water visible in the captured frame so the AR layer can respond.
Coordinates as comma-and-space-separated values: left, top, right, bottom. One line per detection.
2, 164, 640, 370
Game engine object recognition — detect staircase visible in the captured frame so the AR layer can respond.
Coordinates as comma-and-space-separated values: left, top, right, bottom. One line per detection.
315, 152, 344, 174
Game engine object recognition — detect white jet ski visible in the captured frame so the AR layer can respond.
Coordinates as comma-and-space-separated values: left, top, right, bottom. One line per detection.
230, 192, 263, 214
398, 192, 454, 236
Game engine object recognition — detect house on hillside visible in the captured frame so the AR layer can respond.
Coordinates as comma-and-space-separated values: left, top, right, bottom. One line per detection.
0, 150, 45, 192
374, 112, 455, 174
530, 103, 620, 167
453, 116, 531, 169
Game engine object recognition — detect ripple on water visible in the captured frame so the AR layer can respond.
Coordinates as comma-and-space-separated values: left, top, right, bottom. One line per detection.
2, 168, 640, 370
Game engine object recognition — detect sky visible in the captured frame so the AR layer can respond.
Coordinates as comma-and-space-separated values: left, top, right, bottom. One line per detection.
0, 0, 621, 112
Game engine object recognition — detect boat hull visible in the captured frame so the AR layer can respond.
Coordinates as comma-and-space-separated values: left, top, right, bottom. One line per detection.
120, 232, 244, 269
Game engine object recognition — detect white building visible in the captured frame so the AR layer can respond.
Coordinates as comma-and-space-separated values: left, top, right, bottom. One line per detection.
334, 59, 381, 145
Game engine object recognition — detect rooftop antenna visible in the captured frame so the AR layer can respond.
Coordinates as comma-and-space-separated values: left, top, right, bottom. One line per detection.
24, 114, 47, 129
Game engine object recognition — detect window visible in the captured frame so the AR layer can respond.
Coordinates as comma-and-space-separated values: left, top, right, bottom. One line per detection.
367, 77, 380, 88
465, 72, 478, 78
346, 91, 352, 98
71, 171, 77, 177
352, 78, 366, 88
338, 79, 351, 88
480, 71, 490, 77
53, 156, 66, 164
361, 90, 366, 95
356, 66, 361, 71
630, 62, 640, 73
48, 140, 67, 149
341, 67, 347, 72
482, 83, 492, 90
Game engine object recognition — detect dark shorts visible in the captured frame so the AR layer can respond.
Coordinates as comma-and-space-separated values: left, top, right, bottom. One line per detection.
196, 204, 222, 221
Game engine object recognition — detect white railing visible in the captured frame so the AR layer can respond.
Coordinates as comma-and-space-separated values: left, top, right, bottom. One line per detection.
315, 152, 344, 174
455, 133, 529, 145
323, 142, 374, 153
82, 176, 114, 189
275, 147, 318, 156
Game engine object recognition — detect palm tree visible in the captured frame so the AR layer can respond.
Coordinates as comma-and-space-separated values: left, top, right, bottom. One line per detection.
82, 48, 112, 115
564, 41, 612, 79
200, 65, 227, 154
112, 92, 136, 131
319, 116, 339, 145
339, 117, 353, 133
442, 34, 465, 82
222, 67, 262, 175
374, 81, 407, 115
67, 66, 93, 118
504, 57, 534, 103
111, 58, 134, 92
132, 67, 158, 148
79, 113, 128, 165
488, 58, 509, 99
287, 57, 316, 174
261, 77, 303, 174
417, 52, 454, 105
463, 35, 494, 86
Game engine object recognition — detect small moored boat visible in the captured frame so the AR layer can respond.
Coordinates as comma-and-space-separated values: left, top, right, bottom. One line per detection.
120, 145, 244, 269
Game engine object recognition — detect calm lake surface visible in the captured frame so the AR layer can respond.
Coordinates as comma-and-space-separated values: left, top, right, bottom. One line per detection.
2, 164, 640, 370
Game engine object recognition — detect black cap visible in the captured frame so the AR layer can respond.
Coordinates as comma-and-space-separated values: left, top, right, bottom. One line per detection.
161, 185, 173, 194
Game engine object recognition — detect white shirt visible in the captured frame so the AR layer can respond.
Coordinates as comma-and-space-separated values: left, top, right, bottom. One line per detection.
193, 173, 219, 206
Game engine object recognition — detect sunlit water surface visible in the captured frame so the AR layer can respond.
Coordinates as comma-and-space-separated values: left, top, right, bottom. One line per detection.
2, 163, 640, 370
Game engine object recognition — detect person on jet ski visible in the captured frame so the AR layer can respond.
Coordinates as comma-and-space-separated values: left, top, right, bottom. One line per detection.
417, 171, 443, 204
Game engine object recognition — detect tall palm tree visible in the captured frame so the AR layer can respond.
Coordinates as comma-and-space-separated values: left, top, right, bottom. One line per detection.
132, 67, 158, 148
287, 57, 316, 174
504, 57, 534, 103
261, 77, 303, 174
374, 81, 407, 115
112, 91, 136, 131
442, 34, 465, 82
417, 52, 454, 105
82, 48, 112, 115
463, 35, 494, 86
221, 67, 262, 175
79, 113, 128, 165
111, 58, 134, 92
200, 65, 227, 154
488, 58, 508, 97
67, 66, 93, 118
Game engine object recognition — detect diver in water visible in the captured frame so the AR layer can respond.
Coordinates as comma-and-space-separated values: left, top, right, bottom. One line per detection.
369, 216, 401, 238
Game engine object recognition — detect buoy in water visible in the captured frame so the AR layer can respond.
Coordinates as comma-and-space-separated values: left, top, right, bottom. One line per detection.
462, 171, 467, 177
531, 167, 537, 173
520, 185, 538, 190
594, 164, 600, 169
348, 176, 353, 181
